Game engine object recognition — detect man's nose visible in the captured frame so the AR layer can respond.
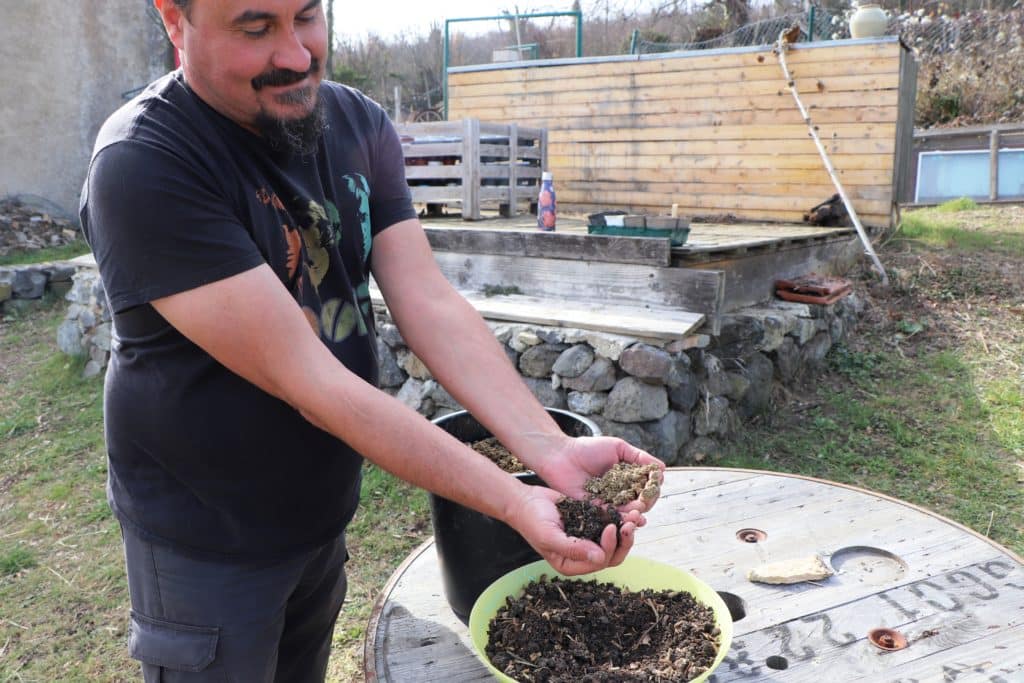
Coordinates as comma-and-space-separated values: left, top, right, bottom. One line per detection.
271, 29, 312, 75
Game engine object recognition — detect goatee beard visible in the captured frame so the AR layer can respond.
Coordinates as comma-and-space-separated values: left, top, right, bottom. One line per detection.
254, 87, 327, 156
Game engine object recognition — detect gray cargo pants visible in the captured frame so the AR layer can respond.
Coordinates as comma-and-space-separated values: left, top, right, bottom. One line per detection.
120, 523, 348, 682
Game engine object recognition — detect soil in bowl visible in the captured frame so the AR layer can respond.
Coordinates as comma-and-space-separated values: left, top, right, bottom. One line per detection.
557, 497, 622, 545
486, 575, 720, 682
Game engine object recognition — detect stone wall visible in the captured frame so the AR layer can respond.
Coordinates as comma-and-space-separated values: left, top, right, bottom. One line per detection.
54, 269, 862, 463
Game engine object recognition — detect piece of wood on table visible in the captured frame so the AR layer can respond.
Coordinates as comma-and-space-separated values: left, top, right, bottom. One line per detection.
369, 284, 704, 340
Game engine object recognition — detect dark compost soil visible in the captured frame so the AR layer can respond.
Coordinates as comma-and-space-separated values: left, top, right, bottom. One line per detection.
472, 436, 528, 473
556, 497, 622, 545
486, 575, 720, 682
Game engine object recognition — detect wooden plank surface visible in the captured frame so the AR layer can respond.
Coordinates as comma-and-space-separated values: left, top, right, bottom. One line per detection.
424, 228, 673, 266
365, 468, 1024, 683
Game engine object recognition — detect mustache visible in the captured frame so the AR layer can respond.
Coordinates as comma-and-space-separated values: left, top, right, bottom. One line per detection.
251, 58, 320, 91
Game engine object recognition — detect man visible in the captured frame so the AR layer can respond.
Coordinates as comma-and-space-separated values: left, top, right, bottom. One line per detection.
80, 0, 663, 680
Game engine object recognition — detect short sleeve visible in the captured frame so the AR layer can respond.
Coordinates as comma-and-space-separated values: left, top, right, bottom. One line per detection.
366, 108, 417, 236
81, 141, 266, 313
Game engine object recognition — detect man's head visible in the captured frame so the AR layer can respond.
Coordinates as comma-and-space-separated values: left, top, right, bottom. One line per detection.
155, 0, 328, 154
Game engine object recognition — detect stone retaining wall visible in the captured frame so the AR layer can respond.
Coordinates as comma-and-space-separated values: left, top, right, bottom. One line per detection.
53, 268, 862, 464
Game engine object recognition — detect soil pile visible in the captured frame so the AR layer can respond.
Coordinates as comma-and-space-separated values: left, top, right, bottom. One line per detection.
556, 498, 621, 545
0, 197, 79, 256
486, 575, 720, 682
585, 463, 663, 506
472, 437, 528, 473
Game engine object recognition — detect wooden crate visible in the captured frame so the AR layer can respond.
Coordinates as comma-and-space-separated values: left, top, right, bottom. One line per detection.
396, 119, 548, 220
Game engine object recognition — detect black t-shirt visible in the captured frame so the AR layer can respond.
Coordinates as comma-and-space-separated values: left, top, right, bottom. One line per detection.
80, 72, 417, 560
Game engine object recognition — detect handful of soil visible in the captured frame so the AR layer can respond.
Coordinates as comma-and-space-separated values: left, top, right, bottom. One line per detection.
486, 575, 720, 682
585, 462, 663, 507
556, 497, 622, 545
472, 436, 528, 473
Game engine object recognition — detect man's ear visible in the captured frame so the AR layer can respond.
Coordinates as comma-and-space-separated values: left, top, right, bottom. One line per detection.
153, 0, 186, 52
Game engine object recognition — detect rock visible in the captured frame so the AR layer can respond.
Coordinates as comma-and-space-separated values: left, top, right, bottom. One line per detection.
429, 382, 461, 410
743, 308, 797, 352
397, 348, 431, 380
802, 332, 833, 371
561, 356, 616, 392
91, 323, 112, 351
519, 343, 566, 378
591, 417, 656, 455
792, 317, 817, 345
82, 360, 104, 379
535, 328, 564, 344
724, 371, 751, 402
604, 377, 669, 423
78, 308, 96, 330
56, 319, 84, 356
552, 345, 594, 378
376, 339, 406, 388
397, 378, 434, 413
521, 377, 567, 409
567, 391, 607, 416
694, 396, 730, 436
682, 436, 719, 463
696, 352, 731, 397
502, 344, 519, 369
748, 555, 833, 584
772, 337, 800, 383
12, 268, 47, 299
563, 329, 634, 362
667, 368, 700, 412
89, 344, 109, 365
737, 352, 774, 419
829, 315, 845, 343
489, 324, 514, 345
378, 323, 404, 348
649, 410, 691, 465
510, 330, 541, 352
66, 273, 96, 305
49, 280, 73, 297
710, 315, 764, 362
619, 343, 674, 384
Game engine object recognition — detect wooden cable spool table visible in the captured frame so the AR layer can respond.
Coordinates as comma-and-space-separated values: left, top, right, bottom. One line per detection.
365, 468, 1024, 682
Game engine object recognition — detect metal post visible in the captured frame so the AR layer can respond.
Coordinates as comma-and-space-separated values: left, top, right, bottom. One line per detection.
442, 20, 450, 120
808, 6, 816, 41
989, 129, 999, 201
629, 28, 640, 55
574, 10, 583, 56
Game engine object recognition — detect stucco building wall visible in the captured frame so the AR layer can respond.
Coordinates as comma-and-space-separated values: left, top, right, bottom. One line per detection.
0, 1, 170, 219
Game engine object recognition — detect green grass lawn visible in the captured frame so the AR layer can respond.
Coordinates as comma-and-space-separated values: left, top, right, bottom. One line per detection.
0, 204, 1021, 681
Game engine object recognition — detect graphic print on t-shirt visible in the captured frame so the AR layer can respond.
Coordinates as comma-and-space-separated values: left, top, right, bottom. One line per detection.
258, 175, 376, 345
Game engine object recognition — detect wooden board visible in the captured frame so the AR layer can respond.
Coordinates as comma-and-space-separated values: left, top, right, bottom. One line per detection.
430, 251, 725, 333
424, 228, 673, 267
365, 467, 1024, 683
447, 39, 908, 229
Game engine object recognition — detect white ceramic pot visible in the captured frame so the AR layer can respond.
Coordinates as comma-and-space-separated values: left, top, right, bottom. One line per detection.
850, 4, 888, 39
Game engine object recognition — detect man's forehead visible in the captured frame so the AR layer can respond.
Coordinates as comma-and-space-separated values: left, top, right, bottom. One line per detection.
192, 0, 321, 22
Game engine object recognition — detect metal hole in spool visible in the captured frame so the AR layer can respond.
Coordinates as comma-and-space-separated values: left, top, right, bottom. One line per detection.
736, 528, 767, 543
868, 628, 908, 651
716, 592, 747, 622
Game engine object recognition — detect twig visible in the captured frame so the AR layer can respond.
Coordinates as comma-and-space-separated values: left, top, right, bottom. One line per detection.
2, 619, 28, 631
984, 510, 995, 537
44, 565, 74, 588
0, 636, 9, 657
775, 33, 889, 285
976, 330, 989, 354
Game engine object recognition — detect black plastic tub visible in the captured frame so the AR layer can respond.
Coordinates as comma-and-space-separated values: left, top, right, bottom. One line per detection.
429, 408, 600, 623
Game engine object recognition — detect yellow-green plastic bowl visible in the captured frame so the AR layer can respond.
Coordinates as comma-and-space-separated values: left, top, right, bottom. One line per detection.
468, 555, 733, 683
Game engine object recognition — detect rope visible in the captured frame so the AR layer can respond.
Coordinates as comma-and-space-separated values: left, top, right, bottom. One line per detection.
774, 31, 889, 286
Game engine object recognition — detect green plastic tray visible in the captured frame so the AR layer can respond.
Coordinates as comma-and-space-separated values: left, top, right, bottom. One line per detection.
587, 224, 691, 246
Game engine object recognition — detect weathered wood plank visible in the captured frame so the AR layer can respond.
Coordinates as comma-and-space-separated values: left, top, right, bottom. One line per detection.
549, 153, 896, 171
557, 180, 892, 202
548, 137, 896, 158
687, 234, 865, 310
448, 72, 897, 101
450, 91, 901, 122
553, 189, 890, 216
424, 228, 673, 267
430, 251, 725, 332
447, 41, 902, 86
455, 292, 705, 340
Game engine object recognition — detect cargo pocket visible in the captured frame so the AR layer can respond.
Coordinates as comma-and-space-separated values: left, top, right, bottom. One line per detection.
128, 610, 219, 673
